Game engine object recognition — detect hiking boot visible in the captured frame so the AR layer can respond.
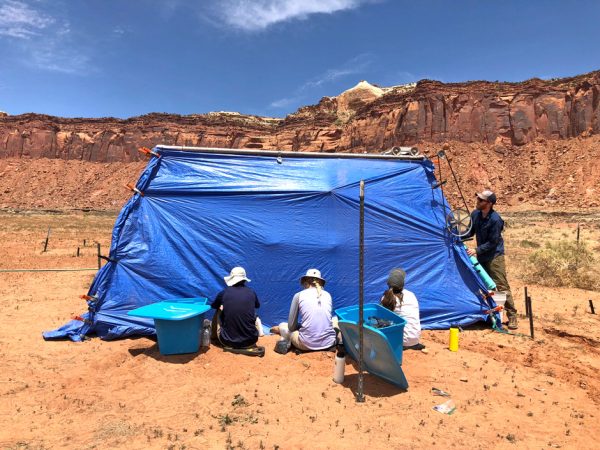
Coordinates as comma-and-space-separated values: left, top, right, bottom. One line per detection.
508, 316, 518, 330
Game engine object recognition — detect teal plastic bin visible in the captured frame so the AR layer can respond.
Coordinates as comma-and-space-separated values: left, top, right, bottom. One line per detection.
336, 303, 406, 362
335, 303, 408, 389
128, 298, 210, 355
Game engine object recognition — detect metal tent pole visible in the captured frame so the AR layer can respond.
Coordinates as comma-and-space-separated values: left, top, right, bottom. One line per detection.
357, 180, 366, 403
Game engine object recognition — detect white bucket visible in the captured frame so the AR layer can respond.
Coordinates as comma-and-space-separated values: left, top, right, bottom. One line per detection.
494, 291, 507, 307
493, 291, 507, 321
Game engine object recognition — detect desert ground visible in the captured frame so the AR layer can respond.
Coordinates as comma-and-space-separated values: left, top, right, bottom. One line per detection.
1, 210, 599, 449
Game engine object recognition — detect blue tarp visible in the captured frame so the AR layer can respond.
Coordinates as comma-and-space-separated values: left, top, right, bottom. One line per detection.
44, 146, 490, 342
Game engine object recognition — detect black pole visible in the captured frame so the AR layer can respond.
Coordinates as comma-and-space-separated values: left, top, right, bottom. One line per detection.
43, 227, 51, 253
77, 247, 80, 257
575, 224, 581, 268
524, 286, 529, 318
83, 239, 86, 247
590, 300, 596, 315
97, 243, 101, 269
527, 296, 534, 340
357, 180, 365, 403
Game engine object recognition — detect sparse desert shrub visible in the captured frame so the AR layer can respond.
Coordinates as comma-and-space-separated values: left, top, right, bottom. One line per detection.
523, 240, 599, 290
519, 239, 540, 248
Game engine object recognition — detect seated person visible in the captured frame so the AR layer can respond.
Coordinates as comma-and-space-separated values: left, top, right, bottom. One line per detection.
211, 266, 260, 349
273, 269, 336, 352
380, 268, 424, 350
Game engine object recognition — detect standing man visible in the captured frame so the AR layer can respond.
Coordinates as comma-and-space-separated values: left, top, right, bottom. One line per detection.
466, 190, 518, 329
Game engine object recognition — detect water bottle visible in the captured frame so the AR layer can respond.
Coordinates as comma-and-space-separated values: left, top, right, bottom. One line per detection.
333, 349, 346, 384
201, 319, 211, 348
448, 323, 459, 352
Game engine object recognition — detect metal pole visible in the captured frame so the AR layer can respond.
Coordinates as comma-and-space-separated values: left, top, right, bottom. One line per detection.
97, 243, 101, 269
576, 224, 580, 243
524, 286, 529, 318
43, 227, 51, 253
357, 180, 365, 403
527, 296, 534, 340
77, 247, 80, 257
590, 300, 596, 315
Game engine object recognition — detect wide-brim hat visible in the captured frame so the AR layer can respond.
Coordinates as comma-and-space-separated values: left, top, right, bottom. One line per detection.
300, 268, 326, 286
224, 266, 251, 287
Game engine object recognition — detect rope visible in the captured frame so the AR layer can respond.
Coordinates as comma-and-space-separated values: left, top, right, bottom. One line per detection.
444, 154, 471, 213
489, 312, 531, 338
0, 268, 98, 273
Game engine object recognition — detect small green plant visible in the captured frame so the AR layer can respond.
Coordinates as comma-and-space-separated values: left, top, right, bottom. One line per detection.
218, 414, 235, 431
231, 394, 248, 407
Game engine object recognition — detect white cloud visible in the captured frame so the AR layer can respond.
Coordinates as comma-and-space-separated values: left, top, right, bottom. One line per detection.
270, 53, 373, 109
270, 96, 301, 109
28, 42, 92, 75
0, 1, 93, 75
215, 0, 371, 31
0, 0, 54, 38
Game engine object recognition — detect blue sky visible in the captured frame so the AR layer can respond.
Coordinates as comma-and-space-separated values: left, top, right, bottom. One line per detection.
1, 0, 599, 119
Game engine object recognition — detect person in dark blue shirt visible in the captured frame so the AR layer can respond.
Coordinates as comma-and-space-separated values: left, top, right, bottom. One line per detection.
466, 190, 518, 329
211, 267, 260, 348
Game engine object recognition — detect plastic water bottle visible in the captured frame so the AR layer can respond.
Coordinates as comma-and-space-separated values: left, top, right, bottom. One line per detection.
201, 319, 211, 348
448, 323, 459, 352
333, 349, 346, 384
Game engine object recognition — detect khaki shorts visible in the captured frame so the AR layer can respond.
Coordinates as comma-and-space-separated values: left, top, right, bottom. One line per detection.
289, 316, 339, 351
290, 330, 311, 351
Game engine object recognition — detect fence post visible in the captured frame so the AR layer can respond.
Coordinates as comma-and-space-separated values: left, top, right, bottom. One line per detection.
43, 227, 51, 253
527, 296, 534, 340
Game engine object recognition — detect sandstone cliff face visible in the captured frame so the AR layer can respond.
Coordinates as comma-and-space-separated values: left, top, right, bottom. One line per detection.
0, 71, 599, 211
1, 71, 599, 161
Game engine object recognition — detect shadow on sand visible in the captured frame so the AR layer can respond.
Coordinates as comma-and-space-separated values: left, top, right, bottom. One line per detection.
128, 338, 207, 363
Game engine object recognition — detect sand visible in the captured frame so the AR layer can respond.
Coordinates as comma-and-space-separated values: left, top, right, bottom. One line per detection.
0, 211, 599, 449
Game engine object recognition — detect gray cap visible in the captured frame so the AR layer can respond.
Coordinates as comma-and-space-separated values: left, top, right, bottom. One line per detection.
387, 268, 406, 290
476, 190, 497, 204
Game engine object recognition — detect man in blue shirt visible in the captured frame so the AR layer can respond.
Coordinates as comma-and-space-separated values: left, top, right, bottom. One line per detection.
211, 267, 261, 348
466, 190, 518, 329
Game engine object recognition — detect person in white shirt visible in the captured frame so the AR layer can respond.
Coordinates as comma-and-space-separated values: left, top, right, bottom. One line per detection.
380, 268, 424, 350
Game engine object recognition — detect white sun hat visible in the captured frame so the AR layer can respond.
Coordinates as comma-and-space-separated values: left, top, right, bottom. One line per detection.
300, 268, 326, 286
224, 266, 251, 287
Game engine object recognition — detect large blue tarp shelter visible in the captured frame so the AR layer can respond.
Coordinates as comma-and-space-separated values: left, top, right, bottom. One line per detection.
44, 146, 491, 342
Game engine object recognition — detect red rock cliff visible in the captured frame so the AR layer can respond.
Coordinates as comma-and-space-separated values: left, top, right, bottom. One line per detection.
1, 71, 599, 160
0, 71, 599, 211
